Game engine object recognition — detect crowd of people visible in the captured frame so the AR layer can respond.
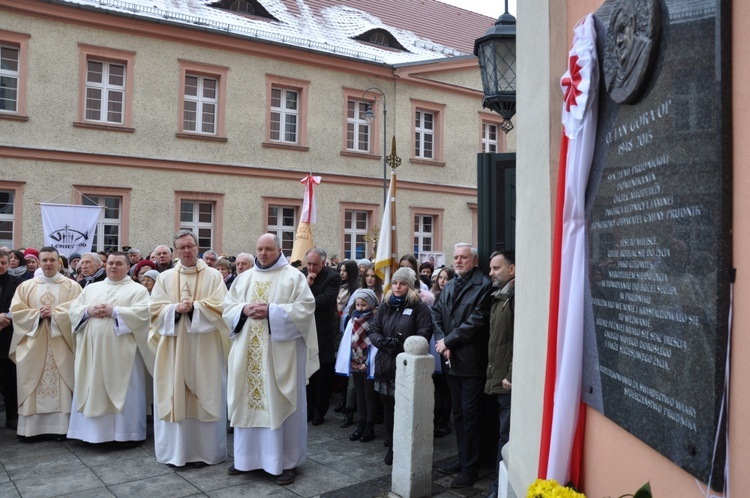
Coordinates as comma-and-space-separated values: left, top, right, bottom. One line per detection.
0, 235, 515, 497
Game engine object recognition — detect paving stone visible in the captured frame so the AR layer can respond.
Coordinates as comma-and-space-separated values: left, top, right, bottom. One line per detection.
89, 453, 172, 486
13, 467, 103, 498
3, 449, 85, 481
0, 482, 20, 497
108, 472, 201, 498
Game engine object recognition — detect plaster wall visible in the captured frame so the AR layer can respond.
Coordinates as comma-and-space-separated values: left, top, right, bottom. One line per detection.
0, 10, 487, 189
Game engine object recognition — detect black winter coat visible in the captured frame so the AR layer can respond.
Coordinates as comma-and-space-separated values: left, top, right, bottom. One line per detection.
431, 267, 493, 377
302, 265, 341, 363
369, 296, 433, 384
0, 272, 22, 359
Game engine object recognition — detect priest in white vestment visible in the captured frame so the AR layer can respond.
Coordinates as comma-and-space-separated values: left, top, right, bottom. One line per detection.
223, 233, 319, 486
67, 252, 151, 444
148, 230, 229, 467
9, 247, 81, 438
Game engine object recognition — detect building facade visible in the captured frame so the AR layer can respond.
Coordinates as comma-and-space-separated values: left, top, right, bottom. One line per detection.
0, 0, 510, 259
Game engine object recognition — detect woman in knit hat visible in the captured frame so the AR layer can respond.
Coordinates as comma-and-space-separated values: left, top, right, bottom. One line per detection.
133, 259, 157, 283
368, 267, 433, 465
140, 269, 159, 294
23, 248, 39, 274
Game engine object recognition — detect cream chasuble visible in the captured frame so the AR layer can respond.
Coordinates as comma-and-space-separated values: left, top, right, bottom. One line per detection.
69, 277, 150, 417
149, 260, 229, 423
223, 257, 319, 430
9, 274, 81, 436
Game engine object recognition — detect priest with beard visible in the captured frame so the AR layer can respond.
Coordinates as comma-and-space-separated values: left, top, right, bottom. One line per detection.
67, 252, 151, 445
148, 230, 229, 468
9, 247, 81, 439
223, 233, 318, 486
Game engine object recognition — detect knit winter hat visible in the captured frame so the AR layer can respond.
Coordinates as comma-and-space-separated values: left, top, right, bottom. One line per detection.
351, 288, 379, 309
391, 267, 416, 289
357, 258, 371, 267
69, 252, 82, 261
23, 248, 39, 261
142, 270, 160, 282
133, 259, 157, 275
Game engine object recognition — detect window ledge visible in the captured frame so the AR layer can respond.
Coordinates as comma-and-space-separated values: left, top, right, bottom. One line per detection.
262, 141, 309, 152
340, 150, 382, 160
0, 113, 30, 122
410, 157, 445, 167
74, 121, 135, 133
176, 132, 228, 142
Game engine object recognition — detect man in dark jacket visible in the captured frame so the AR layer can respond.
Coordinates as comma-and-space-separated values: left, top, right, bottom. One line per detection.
433, 243, 494, 488
302, 247, 341, 425
0, 249, 22, 429
485, 250, 515, 498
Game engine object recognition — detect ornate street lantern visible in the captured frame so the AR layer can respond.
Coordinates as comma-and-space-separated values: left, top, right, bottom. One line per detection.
474, 1, 517, 133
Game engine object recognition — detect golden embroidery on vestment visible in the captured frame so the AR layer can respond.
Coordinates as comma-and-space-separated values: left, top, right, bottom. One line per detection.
39, 291, 55, 307
39, 341, 59, 399
246, 281, 271, 411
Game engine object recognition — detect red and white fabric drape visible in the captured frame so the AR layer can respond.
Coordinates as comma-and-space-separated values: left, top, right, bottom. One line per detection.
538, 13, 599, 488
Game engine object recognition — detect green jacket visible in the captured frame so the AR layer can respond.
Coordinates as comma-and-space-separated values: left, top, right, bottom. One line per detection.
484, 279, 514, 395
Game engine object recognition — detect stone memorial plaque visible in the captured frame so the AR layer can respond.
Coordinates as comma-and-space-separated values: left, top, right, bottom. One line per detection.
582, 0, 731, 489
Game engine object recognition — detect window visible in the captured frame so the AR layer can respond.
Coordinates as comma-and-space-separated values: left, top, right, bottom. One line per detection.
85, 60, 125, 124
175, 191, 224, 253
344, 210, 370, 260
369, 32, 389, 47
415, 110, 434, 159
180, 200, 214, 253
411, 99, 445, 164
414, 214, 433, 254
479, 114, 506, 153
178, 60, 228, 140
264, 74, 309, 150
74, 186, 130, 252
411, 208, 443, 257
341, 88, 381, 158
353, 29, 407, 51
0, 184, 23, 248
482, 122, 499, 153
230, 0, 254, 13
0, 45, 19, 113
77, 44, 135, 130
270, 88, 298, 143
0, 30, 30, 119
83, 194, 122, 252
347, 100, 370, 152
267, 205, 297, 257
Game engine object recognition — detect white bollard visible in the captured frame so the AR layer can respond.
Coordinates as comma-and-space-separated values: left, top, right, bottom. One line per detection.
391, 335, 435, 498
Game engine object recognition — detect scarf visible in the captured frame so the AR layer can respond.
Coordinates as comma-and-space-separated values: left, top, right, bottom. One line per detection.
350, 310, 374, 367
8, 265, 27, 278
388, 294, 406, 307
83, 266, 105, 287
452, 267, 476, 304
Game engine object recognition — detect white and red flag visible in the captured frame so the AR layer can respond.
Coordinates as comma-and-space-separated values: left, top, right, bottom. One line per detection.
374, 170, 399, 293
538, 13, 599, 488
290, 174, 321, 264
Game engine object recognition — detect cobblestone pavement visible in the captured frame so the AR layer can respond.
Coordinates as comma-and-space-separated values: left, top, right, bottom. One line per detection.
0, 395, 496, 497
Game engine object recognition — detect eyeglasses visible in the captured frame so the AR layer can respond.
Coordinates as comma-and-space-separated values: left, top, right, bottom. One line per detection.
176, 244, 197, 251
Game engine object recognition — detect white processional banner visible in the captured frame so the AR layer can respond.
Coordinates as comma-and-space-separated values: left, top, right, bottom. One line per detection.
41, 203, 103, 257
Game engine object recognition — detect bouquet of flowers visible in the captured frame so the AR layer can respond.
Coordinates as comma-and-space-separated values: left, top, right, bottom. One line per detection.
527, 479, 586, 498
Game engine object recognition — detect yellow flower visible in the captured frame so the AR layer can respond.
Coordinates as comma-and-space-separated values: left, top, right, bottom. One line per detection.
527, 479, 586, 498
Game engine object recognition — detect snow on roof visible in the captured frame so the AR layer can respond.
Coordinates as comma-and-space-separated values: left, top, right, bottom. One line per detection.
55, 0, 495, 65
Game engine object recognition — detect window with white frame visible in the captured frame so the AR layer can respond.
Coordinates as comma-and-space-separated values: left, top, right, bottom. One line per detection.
180, 200, 214, 252
270, 87, 299, 143
267, 205, 297, 257
346, 99, 371, 152
183, 74, 218, 134
83, 195, 122, 252
0, 189, 15, 248
344, 210, 369, 260
85, 59, 125, 124
0, 44, 19, 113
413, 214, 434, 255
414, 110, 434, 159
482, 122, 499, 153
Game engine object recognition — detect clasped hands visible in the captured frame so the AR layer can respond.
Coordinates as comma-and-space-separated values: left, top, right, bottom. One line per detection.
39, 304, 53, 319
379, 337, 401, 355
87, 303, 114, 319
175, 299, 193, 314
242, 302, 268, 320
